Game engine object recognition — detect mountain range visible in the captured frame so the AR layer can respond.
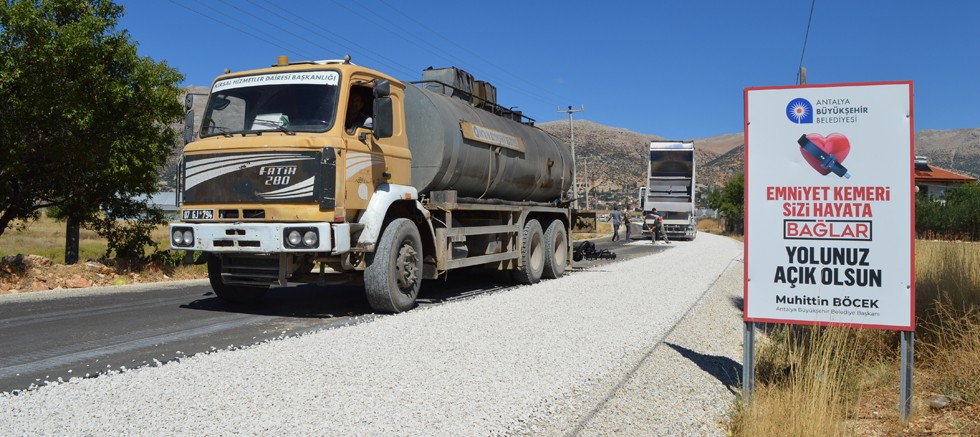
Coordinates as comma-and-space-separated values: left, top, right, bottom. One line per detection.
537, 120, 980, 191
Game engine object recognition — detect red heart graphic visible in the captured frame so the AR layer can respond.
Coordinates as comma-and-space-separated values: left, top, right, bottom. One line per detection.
801, 133, 851, 175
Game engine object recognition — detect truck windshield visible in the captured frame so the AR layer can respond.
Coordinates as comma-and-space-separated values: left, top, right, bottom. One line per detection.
649, 151, 693, 176
200, 71, 340, 137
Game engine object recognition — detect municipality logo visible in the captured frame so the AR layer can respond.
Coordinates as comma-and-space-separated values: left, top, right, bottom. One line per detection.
786, 98, 813, 124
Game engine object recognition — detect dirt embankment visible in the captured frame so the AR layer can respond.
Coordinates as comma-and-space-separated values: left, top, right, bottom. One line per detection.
0, 254, 205, 295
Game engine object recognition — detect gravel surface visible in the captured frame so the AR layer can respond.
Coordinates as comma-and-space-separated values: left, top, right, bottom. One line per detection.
0, 233, 743, 436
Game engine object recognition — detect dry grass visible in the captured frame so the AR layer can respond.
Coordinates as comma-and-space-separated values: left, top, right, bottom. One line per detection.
728, 240, 980, 436
732, 326, 859, 436
0, 217, 107, 262
0, 215, 176, 262
698, 217, 743, 242
915, 240, 980, 321
908, 240, 980, 435
697, 217, 725, 234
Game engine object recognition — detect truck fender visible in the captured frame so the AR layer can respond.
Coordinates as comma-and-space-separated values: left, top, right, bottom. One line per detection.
356, 183, 431, 251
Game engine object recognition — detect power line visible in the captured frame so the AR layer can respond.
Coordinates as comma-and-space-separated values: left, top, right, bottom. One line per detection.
373, 0, 569, 106
239, 0, 419, 79
215, 0, 330, 58
167, 0, 310, 61
797, 0, 816, 85
329, 1, 463, 68
336, 1, 564, 107
169, 0, 420, 80
168, 0, 572, 119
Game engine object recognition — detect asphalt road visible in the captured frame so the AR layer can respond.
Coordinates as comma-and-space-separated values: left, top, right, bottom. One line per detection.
0, 235, 667, 394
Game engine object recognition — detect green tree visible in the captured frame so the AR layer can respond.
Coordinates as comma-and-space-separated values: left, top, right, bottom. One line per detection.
916, 182, 980, 240
0, 0, 183, 262
706, 172, 744, 234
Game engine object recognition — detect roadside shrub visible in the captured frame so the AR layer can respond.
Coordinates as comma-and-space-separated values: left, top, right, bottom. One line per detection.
706, 173, 744, 235
915, 182, 980, 241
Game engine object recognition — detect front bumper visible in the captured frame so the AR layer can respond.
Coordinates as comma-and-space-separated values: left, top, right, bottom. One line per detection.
664, 224, 697, 239
169, 222, 351, 254
642, 221, 696, 239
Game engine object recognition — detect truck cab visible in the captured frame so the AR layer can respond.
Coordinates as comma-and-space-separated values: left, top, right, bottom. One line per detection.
172, 58, 421, 305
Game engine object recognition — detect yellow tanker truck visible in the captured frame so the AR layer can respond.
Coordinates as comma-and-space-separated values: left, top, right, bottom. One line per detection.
170, 56, 574, 313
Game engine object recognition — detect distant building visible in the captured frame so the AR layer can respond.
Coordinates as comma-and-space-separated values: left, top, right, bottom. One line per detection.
914, 156, 977, 199
148, 191, 180, 212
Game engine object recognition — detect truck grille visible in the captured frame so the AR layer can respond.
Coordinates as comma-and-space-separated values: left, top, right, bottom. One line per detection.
220, 255, 280, 286
218, 209, 266, 220
212, 239, 261, 248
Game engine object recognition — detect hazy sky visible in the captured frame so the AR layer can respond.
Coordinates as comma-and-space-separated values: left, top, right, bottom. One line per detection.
120, 0, 980, 139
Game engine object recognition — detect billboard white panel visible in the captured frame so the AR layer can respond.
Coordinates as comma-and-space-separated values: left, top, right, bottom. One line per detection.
744, 82, 915, 330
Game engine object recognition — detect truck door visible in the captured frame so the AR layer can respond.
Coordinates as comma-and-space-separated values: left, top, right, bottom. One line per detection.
341, 77, 410, 213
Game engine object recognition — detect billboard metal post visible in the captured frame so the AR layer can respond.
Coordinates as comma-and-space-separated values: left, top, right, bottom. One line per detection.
742, 321, 756, 401
900, 330, 914, 421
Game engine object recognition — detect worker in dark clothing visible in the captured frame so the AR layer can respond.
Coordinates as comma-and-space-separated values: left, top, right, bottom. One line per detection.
609, 208, 623, 241
623, 213, 632, 241
646, 208, 671, 244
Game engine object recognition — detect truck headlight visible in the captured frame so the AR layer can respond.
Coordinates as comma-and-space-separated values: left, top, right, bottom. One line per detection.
287, 230, 302, 246
303, 231, 318, 247
171, 227, 194, 247
284, 228, 318, 249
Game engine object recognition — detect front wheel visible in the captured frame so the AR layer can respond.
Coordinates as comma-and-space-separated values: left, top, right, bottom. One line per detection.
364, 218, 423, 313
207, 255, 269, 304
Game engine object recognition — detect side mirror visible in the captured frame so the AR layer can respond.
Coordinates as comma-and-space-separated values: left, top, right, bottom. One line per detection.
373, 79, 390, 98
373, 97, 393, 139
212, 95, 231, 111
183, 110, 195, 144
185, 93, 194, 111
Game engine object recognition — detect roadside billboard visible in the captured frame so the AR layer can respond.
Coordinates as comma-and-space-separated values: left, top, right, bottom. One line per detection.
744, 81, 914, 330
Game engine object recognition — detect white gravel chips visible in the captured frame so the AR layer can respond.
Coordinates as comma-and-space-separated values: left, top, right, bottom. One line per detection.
0, 233, 743, 435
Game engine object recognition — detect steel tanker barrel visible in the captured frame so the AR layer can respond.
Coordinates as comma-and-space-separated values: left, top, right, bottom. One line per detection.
403, 85, 573, 203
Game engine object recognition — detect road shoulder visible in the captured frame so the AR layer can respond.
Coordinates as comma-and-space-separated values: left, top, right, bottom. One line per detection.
0, 279, 209, 303
529, 247, 744, 436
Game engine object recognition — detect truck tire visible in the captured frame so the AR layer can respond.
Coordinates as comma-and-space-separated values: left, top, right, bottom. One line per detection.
512, 219, 545, 284
207, 255, 268, 304
542, 220, 567, 279
365, 218, 423, 313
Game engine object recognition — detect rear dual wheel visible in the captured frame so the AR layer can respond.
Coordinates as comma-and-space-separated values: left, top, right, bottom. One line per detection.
513, 219, 545, 284
542, 220, 568, 279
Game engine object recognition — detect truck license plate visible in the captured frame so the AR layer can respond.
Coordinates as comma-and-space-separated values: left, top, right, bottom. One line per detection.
182, 209, 214, 220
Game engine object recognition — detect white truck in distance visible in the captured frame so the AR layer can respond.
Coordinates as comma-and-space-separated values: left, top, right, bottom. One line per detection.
640, 140, 697, 240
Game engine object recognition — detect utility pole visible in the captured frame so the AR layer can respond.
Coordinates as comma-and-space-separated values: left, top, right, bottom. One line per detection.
557, 105, 584, 209
582, 158, 590, 210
